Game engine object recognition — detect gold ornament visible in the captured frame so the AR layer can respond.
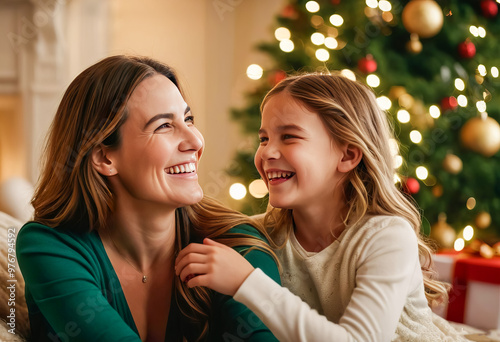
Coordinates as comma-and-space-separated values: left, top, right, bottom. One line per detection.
406, 33, 423, 54
475, 211, 491, 229
388, 86, 407, 100
432, 184, 443, 197
410, 100, 434, 129
402, 0, 444, 38
442, 154, 462, 174
429, 213, 456, 249
460, 115, 500, 157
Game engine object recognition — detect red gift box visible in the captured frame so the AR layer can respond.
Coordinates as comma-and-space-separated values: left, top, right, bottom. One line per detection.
433, 251, 500, 330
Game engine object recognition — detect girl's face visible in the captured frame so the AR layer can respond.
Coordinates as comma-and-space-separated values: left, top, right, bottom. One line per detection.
255, 91, 345, 212
106, 74, 204, 210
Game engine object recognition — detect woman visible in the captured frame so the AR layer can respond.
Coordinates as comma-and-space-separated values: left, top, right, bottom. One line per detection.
16, 55, 280, 341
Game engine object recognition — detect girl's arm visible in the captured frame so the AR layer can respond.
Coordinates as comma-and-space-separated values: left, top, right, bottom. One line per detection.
176, 223, 423, 342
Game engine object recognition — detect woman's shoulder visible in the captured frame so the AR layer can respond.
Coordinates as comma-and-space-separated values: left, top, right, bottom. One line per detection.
17, 221, 100, 254
227, 224, 266, 240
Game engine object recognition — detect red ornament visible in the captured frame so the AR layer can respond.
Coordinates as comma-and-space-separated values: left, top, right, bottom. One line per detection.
441, 96, 458, 112
331, 0, 341, 4
481, 0, 498, 18
358, 55, 378, 74
281, 4, 298, 19
268, 70, 287, 86
403, 177, 420, 194
458, 40, 476, 59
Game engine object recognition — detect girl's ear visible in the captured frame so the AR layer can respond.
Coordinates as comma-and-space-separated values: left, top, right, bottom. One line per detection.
338, 144, 363, 173
91, 145, 117, 176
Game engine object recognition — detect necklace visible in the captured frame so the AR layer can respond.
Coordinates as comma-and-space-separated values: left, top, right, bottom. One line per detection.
105, 229, 149, 284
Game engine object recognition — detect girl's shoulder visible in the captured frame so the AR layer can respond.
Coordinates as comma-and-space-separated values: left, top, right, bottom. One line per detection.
345, 215, 416, 245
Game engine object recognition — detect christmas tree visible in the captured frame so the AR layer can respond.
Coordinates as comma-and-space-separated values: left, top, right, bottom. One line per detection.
229, 0, 500, 250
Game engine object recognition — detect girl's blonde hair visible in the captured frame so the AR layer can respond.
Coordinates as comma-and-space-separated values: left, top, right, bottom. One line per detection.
31, 55, 276, 340
261, 73, 448, 307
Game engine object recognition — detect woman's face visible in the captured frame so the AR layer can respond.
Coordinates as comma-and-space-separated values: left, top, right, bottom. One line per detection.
107, 74, 204, 210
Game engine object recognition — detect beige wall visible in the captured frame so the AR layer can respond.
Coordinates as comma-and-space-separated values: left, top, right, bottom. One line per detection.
108, 0, 285, 209
0, 0, 285, 215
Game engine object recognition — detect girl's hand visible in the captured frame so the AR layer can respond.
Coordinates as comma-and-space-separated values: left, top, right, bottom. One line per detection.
175, 238, 255, 296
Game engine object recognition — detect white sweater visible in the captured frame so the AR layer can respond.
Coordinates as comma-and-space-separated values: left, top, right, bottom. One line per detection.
234, 215, 468, 341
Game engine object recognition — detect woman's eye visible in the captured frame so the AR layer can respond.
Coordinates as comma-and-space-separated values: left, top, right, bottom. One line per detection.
185, 115, 195, 124
155, 123, 172, 132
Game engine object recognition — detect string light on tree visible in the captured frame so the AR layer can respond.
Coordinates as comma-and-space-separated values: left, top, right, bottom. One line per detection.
457, 95, 468, 107
429, 105, 440, 119
311, 32, 325, 45
409, 130, 422, 144
246, 64, 263, 80
248, 179, 268, 198
397, 109, 410, 123
454, 78, 465, 91
329, 14, 344, 27
229, 183, 247, 200
491, 67, 499, 78
279, 40, 294, 52
376, 96, 391, 110
463, 225, 474, 241
366, 74, 380, 87
324, 37, 339, 49
315, 48, 330, 61
274, 27, 291, 41
416, 166, 428, 180
454, 238, 465, 252
305, 1, 320, 13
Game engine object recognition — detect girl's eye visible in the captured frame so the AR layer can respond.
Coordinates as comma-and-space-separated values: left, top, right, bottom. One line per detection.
259, 136, 268, 143
185, 115, 194, 124
283, 134, 296, 140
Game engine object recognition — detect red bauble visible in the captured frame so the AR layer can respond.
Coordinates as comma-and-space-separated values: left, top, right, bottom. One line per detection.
458, 40, 476, 59
268, 70, 287, 86
281, 4, 298, 19
441, 96, 458, 112
358, 55, 377, 74
331, 0, 341, 4
404, 177, 420, 194
481, 0, 498, 18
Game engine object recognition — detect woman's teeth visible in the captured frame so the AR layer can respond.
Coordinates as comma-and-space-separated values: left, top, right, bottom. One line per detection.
167, 163, 196, 174
267, 171, 294, 180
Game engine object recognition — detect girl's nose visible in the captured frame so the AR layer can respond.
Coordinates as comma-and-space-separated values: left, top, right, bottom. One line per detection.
259, 141, 280, 160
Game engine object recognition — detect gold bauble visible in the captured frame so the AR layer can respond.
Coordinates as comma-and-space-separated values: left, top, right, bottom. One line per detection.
406, 34, 423, 54
442, 154, 463, 174
460, 116, 500, 157
410, 100, 434, 129
389, 86, 407, 100
432, 184, 443, 198
475, 211, 491, 229
430, 214, 456, 249
402, 0, 444, 38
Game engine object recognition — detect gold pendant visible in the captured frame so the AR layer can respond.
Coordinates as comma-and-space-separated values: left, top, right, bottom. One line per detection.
142, 275, 147, 283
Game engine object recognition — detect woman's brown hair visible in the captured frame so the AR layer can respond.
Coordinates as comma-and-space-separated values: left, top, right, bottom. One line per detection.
31, 55, 277, 340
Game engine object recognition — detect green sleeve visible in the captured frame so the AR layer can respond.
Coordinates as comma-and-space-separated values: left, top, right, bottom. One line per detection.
209, 225, 281, 341
17, 223, 141, 342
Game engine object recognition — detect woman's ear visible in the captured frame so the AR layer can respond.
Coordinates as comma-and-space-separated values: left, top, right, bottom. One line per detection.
338, 144, 363, 173
91, 145, 116, 176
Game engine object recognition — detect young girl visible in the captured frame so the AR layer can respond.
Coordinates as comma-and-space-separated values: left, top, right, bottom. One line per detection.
176, 73, 469, 341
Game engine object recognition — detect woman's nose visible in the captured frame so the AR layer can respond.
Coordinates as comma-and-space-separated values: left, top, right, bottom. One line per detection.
179, 126, 204, 153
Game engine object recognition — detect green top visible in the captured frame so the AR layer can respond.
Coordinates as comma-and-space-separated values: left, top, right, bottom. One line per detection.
17, 222, 280, 341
